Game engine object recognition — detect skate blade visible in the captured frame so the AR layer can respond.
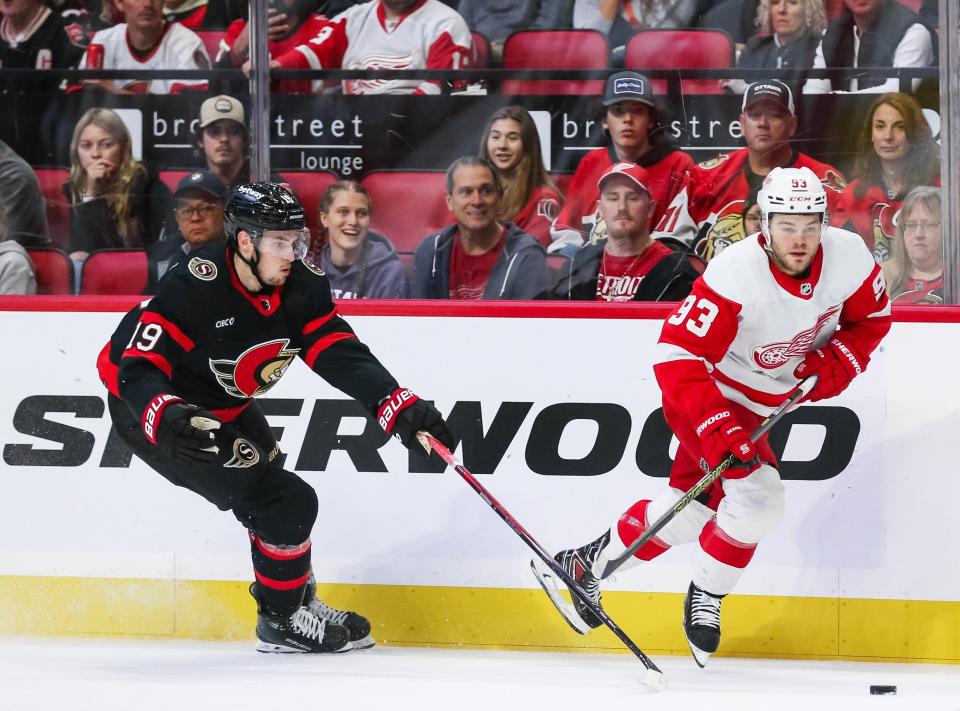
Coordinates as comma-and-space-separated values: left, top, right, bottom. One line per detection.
348, 635, 376, 651
686, 638, 712, 669
529, 558, 591, 635
255, 640, 352, 654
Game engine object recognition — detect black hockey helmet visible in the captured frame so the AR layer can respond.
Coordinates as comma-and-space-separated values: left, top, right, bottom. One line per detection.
224, 182, 306, 242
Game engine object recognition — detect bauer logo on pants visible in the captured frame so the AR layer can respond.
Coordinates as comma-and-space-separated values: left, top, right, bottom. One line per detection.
225, 438, 260, 469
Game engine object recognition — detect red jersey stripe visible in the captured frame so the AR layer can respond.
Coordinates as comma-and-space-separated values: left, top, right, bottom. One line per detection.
304, 332, 356, 369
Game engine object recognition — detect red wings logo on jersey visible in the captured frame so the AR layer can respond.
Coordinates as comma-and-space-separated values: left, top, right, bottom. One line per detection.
347, 51, 415, 93
209, 339, 301, 398
752, 306, 841, 369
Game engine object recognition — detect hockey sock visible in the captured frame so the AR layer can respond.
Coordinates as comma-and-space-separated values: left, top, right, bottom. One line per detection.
250, 533, 312, 616
692, 518, 757, 596
603, 500, 672, 574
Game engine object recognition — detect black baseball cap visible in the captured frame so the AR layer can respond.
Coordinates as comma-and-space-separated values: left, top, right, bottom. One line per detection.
174, 171, 227, 201
602, 70, 656, 108
742, 80, 795, 115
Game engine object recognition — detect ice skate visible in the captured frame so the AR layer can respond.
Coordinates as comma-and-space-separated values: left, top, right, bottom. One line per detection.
683, 581, 724, 668
531, 531, 610, 634
304, 574, 375, 650
250, 584, 350, 654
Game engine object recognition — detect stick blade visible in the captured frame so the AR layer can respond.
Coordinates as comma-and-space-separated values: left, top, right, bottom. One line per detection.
641, 667, 667, 691
529, 558, 591, 635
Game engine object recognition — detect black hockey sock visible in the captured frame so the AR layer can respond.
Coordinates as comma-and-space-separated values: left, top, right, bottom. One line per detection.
249, 533, 312, 616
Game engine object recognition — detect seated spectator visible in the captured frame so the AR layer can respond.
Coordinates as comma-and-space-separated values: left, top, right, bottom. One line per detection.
194, 94, 250, 190
663, 80, 846, 260
455, 0, 571, 52
243, 0, 472, 95
726, 0, 826, 95
306, 180, 407, 299
146, 170, 226, 293
574, 0, 706, 50
542, 162, 697, 301
803, 0, 935, 94
478, 106, 563, 249
831, 92, 940, 261
882, 185, 942, 304
0, 138, 50, 247
0, 203, 37, 294
411, 156, 550, 299
742, 187, 762, 236
163, 0, 234, 29
551, 71, 695, 252
79, 0, 210, 94
64, 108, 172, 263
698, 184, 763, 262
0, 0, 85, 86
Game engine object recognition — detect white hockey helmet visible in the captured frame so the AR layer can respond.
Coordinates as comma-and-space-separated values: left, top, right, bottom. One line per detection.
757, 166, 828, 236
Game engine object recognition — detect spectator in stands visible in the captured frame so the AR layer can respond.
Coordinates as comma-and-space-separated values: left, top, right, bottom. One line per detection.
551, 71, 695, 253
666, 80, 846, 261
803, 0, 935, 94
882, 185, 942, 304
411, 156, 550, 299
831, 92, 940, 262
0, 139, 50, 247
542, 162, 697, 301
307, 180, 408, 299
65, 108, 172, 264
478, 105, 563, 249
79, 0, 210, 94
194, 94, 249, 190
455, 0, 572, 51
236, 0, 472, 95
574, 0, 707, 51
0, 203, 37, 294
145, 170, 225, 293
742, 187, 762, 236
0, 0, 85, 81
163, 0, 234, 29
726, 0, 826, 94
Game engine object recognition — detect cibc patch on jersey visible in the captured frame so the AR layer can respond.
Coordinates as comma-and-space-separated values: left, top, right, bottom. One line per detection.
189, 257, 218, 281
209, 339, 300, 397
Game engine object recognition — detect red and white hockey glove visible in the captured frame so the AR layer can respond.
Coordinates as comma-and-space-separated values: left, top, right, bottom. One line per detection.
376, 387, 455, 451
793, 335, 867, 402
143, 394, 221, 464
695, 409, 759, 476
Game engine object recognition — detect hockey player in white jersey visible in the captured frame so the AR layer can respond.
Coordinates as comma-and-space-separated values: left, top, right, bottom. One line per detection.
533, 167, 891, 667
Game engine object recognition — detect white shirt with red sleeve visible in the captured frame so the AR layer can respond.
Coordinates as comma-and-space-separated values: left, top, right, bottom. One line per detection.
653, 226, 891, 420
81, 22, 209, 94
276, 0, 471, 95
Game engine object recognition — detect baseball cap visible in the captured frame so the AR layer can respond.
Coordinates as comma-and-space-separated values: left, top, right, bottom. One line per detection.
742, 80, 795, 115
602, 71, 656, 108
597, 162, 651, 196
174, 171, 227, 201
199, 95, 246, 128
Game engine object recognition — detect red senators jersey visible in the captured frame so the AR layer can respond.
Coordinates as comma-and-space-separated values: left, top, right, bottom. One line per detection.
653, 226, 891, 422
273, 0, 471, 95
512, 185, 562, 248
552, 143, 694, 244
662, 148, 847, 258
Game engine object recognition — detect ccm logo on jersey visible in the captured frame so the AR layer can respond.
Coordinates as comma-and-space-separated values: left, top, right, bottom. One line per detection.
142, 393, 182, 444
377, 388, 419, 433
696, 410, 730, 436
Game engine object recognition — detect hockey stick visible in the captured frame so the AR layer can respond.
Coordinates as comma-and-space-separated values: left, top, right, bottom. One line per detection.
596, 376, 817, 580
417, 432, 666, 691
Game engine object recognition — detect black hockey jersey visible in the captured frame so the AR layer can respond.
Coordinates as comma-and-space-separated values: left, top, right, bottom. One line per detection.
98, 242, 399, 425
0, 7, 85, 71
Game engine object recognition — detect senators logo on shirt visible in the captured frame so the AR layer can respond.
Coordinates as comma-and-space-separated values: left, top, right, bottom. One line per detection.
209, 339, 301, 398
752, 307, 841, 369
871, 203, 898, 262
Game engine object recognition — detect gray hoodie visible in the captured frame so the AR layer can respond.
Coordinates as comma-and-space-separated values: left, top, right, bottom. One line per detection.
0, 240, 37, 294
319, 231, 408, 299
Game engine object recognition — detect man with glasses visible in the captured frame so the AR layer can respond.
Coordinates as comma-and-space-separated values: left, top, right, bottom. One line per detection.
98, 182, 455, 654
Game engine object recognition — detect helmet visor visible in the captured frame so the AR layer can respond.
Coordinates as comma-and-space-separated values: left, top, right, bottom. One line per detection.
257, 229, 310, 260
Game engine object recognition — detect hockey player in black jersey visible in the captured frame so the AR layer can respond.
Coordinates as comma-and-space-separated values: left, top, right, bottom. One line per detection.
97, 183, 455, 654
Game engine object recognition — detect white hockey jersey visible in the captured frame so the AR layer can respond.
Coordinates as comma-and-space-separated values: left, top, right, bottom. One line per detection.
81, 21, 209, 94
654, 226, 891, 417
277, 0, 471, 95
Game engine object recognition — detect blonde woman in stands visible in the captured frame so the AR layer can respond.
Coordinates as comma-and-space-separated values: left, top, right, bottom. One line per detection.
64, 108, 172, 265
478, 105, 563, 249
882, 186, 943, 305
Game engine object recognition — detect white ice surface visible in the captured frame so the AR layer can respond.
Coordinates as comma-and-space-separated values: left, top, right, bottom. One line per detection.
2, 638, 959, 711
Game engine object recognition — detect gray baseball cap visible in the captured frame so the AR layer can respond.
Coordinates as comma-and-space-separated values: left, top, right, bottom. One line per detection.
602, 71, 656, 108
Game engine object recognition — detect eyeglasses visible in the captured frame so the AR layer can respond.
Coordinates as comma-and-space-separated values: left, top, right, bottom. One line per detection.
175, 203, 221, 219
901, 221, 941, 233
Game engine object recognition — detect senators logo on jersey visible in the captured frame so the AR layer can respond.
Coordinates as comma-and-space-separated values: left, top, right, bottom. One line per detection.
752, 306, 841, 369
209, 339, 301, 398
871, 203, 898, 262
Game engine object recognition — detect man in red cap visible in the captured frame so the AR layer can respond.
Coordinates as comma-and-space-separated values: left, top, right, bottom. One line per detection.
542, 162, 698, 301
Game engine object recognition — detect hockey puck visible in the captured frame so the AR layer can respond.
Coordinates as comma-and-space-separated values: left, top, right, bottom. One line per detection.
869, 685, 897, 695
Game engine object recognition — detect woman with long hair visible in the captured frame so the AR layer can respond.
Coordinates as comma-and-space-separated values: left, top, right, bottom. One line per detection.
64, 107, 171, 263
882, 186, 943, 304
307, 180, 407, 299
831, 93, 940, 261
478, 105, 563, 248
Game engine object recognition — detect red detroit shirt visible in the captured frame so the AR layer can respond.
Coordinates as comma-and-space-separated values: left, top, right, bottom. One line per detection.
448, 229, 506, 300
595, 240, 672, 301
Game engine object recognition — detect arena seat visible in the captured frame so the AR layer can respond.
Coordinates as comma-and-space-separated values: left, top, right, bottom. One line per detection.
33, 167, 71, 248
501, 30, 608, 95
79, 249, 147, 295
362, 171, 450, 252
470, 31, 491, 69
26, 248, 73, 295
278, 171, 339, 240
624, 29, 734, 95
196, 30, 227, 62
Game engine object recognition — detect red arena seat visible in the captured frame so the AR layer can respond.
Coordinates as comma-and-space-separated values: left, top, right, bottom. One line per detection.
362, 171, 450, 252
501, 30, 609, 96
26, 248, 73, 295
470, 31, 491, 69
625, 29, 734, 95
79, 249, 147, 295
33, 167, 71, 248
278, 171, 339, 240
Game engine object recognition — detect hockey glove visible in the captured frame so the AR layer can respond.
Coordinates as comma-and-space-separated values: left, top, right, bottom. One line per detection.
695, 409, 759, 476
793, 336, 867, 402
143, 394, 222, 464
376, 387, 455, 451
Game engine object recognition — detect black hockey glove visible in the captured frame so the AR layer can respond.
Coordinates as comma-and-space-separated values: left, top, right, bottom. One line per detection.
376, 387, 455, 451
143, 394, 222, 464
